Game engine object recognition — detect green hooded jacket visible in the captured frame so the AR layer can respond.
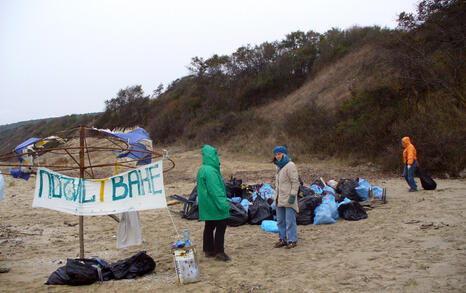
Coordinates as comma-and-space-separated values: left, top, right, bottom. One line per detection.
196, 145, 230, 221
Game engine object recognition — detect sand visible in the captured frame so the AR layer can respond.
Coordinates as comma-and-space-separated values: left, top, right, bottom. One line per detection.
0, 148, 464, 292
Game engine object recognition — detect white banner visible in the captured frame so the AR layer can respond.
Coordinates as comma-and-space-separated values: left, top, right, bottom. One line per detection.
32, 161, 167, 215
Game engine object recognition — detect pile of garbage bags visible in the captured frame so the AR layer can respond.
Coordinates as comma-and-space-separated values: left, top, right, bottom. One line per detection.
46, 251, 155, 286
176, 177, 385, 227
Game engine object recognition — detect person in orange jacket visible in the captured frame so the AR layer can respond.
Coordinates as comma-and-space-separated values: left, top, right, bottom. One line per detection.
401, 136, 418, 192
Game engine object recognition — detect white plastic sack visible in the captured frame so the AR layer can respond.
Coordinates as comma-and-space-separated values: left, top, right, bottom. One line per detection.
173, 247, 200, 284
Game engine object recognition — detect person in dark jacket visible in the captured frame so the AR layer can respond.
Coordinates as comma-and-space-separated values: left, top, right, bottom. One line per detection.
401, 136, 418, 192
196, 145, 231, 261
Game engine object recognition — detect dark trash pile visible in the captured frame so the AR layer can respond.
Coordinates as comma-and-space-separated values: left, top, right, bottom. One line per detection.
46, 251, 155, 286
171, 177, 386, 227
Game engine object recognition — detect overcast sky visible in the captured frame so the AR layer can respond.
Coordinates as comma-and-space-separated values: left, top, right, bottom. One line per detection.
0, 0, 419, 126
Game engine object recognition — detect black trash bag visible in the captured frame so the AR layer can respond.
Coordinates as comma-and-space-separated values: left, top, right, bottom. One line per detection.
240, 185, 254, 200
226, 201, 249, 227
225, 177, 243, 198
65, 259, 99, 286
311, 179, 325, 188
182, 201, 199, 220
45, 265, 70, 285
336, 179, 359, 202
415, 167, 437, 190
188, 186, 198, 201
46, 258, 112, 286
248, 195, 273, 225
110, 251, 156, 280
181, 186, 199, 220
297, 184, 315, 198
296, 196, 322, 225
337, 201, 368, 221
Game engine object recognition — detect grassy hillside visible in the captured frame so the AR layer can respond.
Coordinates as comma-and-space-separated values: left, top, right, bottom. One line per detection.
2, 0, 464, 177
0, 114, 98, 154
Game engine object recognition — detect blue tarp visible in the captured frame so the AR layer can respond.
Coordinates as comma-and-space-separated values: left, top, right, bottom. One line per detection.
99, 128, 152, 165
99, 128, 151, 145
13, 137, 41, 155
9, 168, 31, 180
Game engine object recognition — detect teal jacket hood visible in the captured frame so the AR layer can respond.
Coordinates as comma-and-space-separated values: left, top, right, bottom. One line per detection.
202, 145, 220, 170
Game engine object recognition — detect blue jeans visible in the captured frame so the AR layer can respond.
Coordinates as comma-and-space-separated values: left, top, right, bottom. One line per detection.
276, 207, 298, 243
403, 160, 418, 191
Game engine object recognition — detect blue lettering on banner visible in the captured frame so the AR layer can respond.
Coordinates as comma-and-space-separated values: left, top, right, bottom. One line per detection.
148, 165, 161, 195
112, 175, 128, 200
138, 168, 152, 195
51, 174, 62, 199
81, 179, 95, 203
62, 177, 78, 201
127, 170, 141, 198
38, 169, 51, 198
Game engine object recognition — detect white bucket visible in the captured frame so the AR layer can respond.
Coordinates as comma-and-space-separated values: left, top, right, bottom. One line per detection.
172, 246, 200, 284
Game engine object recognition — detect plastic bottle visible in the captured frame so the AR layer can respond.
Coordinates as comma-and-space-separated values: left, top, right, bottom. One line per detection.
184, 229, 191, 247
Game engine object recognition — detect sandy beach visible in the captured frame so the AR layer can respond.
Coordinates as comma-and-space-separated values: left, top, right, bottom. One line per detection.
0, 148, 464, 292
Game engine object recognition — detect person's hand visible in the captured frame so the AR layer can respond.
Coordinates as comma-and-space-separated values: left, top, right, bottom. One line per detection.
407, 165, 412, 169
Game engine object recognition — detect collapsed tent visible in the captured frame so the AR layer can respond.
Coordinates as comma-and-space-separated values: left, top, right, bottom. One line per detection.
9, 136, 64, 180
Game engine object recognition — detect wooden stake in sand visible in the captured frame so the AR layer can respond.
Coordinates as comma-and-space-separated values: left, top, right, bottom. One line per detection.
79, 126, 85, 259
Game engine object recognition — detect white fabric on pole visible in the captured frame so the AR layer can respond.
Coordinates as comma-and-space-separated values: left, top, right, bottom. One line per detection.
117, 211, 143, 249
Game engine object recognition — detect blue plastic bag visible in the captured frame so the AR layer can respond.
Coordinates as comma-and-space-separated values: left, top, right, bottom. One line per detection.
310, 184, 323, 195
337, 197, 351, 207
0, 171, 4, 202
323, 186, 335, 195
355, 178, 371, 201
261, 220, 278, 233
313, 194, 338, 225
240, 198, 250, 212
372, 186, 383, 200
252, 184, 275, 202
231, 197, 242, 203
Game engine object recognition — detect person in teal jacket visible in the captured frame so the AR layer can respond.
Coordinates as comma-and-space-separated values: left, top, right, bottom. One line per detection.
196, 145, 231, 261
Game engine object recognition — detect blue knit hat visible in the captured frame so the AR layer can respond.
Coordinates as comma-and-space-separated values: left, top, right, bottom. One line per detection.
273, 145, 288, 155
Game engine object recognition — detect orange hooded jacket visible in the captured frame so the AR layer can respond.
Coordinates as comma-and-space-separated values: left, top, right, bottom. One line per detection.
402, 137, 417, 165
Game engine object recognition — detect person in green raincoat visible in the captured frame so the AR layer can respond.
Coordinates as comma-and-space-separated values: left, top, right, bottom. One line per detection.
196, 145, 231, 261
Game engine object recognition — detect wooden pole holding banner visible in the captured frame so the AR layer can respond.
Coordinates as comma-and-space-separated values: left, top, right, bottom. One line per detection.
79, 126, 85, 258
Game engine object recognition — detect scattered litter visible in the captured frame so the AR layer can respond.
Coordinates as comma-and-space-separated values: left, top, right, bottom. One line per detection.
64, 221, 78, 227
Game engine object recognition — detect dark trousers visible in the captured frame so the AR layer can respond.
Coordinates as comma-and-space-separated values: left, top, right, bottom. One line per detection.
203, 219, 227, 254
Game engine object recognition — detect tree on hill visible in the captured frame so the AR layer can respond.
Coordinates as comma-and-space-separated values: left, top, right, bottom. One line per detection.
95, 85, 150, 129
